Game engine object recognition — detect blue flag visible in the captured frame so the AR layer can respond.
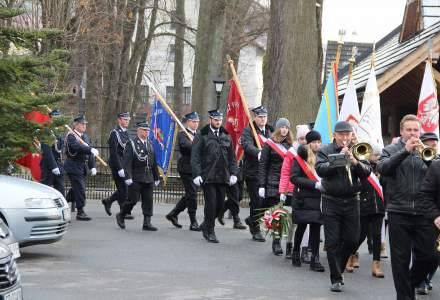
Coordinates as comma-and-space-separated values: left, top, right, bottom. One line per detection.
314, 64, 339, 144
149, 99, 176, 176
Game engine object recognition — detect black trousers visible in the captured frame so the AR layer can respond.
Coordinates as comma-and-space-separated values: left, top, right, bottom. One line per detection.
107, 167, 128, 208
322, 198, 360, 284
224, 180, 243, 217
355, 214, 383, 261
66, 173, 86, 210
173, 173, 197, 216
121, 182, 154, 216
246, 179, 263, 230
388, 212, 437, 300
294, 223, 321, 256
203, 183, 227, 229
41, 172, 65, 197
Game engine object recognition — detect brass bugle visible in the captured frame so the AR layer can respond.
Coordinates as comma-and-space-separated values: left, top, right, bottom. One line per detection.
437, 234, 440, 252
350, 142, 372, 161
416, 139, 437, 161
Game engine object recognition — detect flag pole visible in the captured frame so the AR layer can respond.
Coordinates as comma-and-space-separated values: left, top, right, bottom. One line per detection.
227, 55, 262, 150
348, 46, 357, 82
146, 81, 193, 141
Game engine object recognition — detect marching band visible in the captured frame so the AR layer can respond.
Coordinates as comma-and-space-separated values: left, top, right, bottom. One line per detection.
38, 107, 440, 300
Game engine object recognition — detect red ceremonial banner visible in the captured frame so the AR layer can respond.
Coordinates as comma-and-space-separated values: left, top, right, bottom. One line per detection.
226, 80, 249, 162
15, 111, 51, 181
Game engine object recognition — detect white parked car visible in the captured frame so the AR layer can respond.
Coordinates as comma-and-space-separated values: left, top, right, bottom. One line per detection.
0, 175, 70, 247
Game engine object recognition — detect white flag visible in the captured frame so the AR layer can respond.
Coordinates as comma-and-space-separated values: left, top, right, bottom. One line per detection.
338, 79, 361, 129
358, 67, 384, 148
417, 61, 439, 137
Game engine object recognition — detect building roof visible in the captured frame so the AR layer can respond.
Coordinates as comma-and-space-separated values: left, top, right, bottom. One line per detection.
338, 20, 440, 96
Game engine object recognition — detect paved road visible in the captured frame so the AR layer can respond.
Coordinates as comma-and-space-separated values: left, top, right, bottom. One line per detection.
18, 201, 439, 300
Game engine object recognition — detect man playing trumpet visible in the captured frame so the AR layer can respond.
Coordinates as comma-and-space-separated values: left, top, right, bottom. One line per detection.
378, 114, 437, 300
315, 121, 371, 292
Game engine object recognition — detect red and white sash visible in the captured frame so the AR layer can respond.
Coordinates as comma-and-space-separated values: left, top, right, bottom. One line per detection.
265, 138, 288, 158
286, 147, 320, 182
257, 134, 268, 146
367, 172, 384, 203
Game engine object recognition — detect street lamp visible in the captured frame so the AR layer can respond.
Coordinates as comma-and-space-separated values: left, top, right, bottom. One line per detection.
212, 77, 226, 110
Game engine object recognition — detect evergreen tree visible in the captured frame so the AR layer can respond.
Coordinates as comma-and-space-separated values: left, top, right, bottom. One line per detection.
0, 7, 69, 172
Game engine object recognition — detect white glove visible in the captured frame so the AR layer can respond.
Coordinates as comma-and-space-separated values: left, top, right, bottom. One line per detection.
315, 181, 322, 191
154, 180, 160, 186
229, 175, 238, 186
280, 193, 287, 202
90, 168, 97, 176
125, 179, 133, 186
258, 187, 265, 198
52, 167, 61, 176
117, 169, 125, 178
258, 151, 261, 161
91, 148, 99, 156
193, 176, 203, 186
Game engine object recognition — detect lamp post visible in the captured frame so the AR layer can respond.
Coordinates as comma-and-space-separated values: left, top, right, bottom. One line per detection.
212, 77, 226, 110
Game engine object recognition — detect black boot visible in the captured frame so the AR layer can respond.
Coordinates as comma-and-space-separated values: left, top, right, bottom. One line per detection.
244, 217, 255, 234
272, 238, 283, 256
310, 255, 325, 272
189, 214, 201, 231
142, 216, 158, 231
301, 246, 311, 264
285, 242, 293, 259
70, 201, 76, 213
165, 209, 182, 228
76, 210, 91, 221
116, 212, 126, 229
233, 216, 247, 230
292, 250, 301, 267
101, 198, 112, 216
206, 228, 219, 243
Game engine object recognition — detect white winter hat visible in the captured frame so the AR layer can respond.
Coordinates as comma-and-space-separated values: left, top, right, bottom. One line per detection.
296, 124, 310, 140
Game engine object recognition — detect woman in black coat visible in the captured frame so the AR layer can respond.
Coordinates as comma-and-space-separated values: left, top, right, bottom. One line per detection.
290, 130, 325, 272
259, 118, 293, 255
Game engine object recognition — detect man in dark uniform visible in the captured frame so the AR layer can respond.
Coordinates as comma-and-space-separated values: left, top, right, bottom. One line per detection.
64, 115, 98, 221
378, 114, 437, 300
116, 121, 160, 231
218, 162, 247, 230
165, 111, 201, 231
191, 109, 238, 243
101, 112, 132, 219
315, 121, 371, 292
40, 109, 65, 196
241, 105, 273, 241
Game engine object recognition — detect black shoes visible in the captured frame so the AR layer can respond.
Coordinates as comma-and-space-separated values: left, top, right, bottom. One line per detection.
101, 198, 112, 216
217, 210, 225, 226
292, 250, 301, 267
200, 223, 219, 243
233, 217, 247, 230
272, 239, 283, 256
70, 201, 76, 213
330, 282, 343, 292
252, 231, 266, 242
285, 242, 293, 259
76, 211, 91, 221
116, 213, 125, 229
165, 212, 182, 228
310, 255, 325, 272
189, 221, 201, 231
142, 216, 158, 231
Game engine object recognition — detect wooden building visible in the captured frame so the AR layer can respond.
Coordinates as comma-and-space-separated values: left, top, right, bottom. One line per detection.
337, 0, 440, 141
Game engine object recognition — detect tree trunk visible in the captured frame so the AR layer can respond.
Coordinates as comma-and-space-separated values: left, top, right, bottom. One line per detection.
173, 0, 185, 116
191, 0, 227, 124
262, 0, 322, 128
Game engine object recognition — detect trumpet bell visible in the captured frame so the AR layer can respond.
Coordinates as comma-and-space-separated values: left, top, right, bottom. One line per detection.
351, 142, 372, 161
421, 147, 437, 161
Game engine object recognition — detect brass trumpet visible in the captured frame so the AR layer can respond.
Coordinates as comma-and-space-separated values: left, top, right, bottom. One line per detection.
418, 144, 437, 161
350, 142, 373, 161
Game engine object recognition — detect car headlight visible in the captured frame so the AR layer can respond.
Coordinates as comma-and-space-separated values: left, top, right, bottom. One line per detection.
24, 198, 57, 209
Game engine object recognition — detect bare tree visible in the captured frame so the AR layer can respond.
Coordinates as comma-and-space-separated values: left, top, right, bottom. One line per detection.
173, 0, 185, 116
262, 0, 323, 127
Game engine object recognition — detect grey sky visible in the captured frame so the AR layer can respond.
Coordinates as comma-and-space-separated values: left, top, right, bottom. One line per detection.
322, 0, 407, 43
